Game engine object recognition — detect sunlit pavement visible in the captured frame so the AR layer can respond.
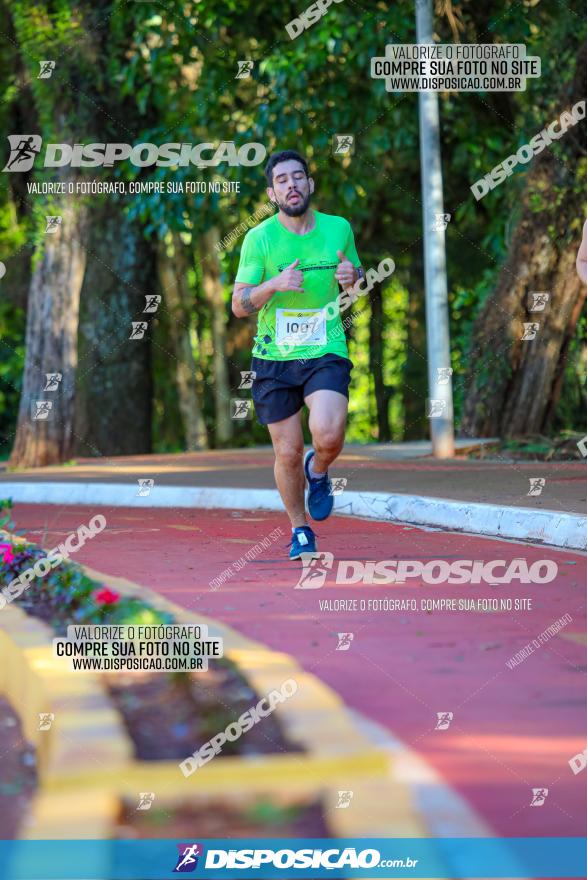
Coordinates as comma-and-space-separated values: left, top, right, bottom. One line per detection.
12, 501, 587, 839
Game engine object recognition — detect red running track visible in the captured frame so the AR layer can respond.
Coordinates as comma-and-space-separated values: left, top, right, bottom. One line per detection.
12, 502, 587, 839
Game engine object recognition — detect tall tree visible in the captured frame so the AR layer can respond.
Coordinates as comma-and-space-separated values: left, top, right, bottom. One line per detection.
461, 40, 587, 437
8, 1, 155, 466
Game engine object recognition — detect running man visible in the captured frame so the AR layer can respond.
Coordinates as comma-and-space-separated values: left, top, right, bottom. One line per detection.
232, 149, 363, 560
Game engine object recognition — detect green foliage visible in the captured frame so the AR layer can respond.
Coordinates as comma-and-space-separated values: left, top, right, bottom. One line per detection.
1, 0, 587, 450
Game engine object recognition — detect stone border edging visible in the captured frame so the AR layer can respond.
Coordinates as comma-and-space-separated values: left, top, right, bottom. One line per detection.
1, 481, 585, 550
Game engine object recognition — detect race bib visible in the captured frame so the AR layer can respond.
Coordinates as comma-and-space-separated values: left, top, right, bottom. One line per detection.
275, 308, 326, 347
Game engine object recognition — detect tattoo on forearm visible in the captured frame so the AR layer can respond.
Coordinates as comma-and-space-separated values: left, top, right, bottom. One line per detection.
240, 287, 260, 314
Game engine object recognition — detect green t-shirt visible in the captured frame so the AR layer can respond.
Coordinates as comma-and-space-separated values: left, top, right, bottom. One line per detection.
235, 210, 361, 361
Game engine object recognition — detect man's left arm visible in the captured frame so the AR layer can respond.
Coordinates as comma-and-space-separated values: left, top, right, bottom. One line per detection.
335, 222, 363, 289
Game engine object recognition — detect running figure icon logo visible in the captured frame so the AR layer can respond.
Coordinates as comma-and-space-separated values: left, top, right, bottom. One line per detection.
530, 788, 549, 806
521, 322, 539, 341
45, 215, 62, 234
38, 60, 55, 79
238, 371, 256, 390
44, 373, 62, 391
329, 477, 347, 496
143, 294, 161, 313
336, 632, 354, 651
529, 292, 550, 312
295, 552, 334, 589
32, 401, 53, 421
3, 135, 42, 172
435, 711, 453, 730
332, 134, 354, 155
173, 843, 204, 873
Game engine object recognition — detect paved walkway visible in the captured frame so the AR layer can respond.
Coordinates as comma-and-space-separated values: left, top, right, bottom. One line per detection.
12, 501, 587, 841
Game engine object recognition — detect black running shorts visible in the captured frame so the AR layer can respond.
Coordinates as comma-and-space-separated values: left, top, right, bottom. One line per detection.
250, 353, 353, 425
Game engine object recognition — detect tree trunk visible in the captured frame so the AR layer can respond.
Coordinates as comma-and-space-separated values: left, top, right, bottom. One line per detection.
156, 235, 208, 451
461, 44, 587, 437
199, 227, 233, 445
9, 198, 88, 468
74, 199, 154, 456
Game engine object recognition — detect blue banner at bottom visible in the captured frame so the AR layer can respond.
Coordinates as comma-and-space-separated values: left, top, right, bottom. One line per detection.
1, 838, 586, 879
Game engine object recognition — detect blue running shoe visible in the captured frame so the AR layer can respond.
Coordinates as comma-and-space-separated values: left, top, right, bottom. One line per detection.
288, 525, 317, 560
304, 448, 334, 521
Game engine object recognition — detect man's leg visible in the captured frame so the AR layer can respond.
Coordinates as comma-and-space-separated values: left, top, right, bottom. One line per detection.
305, 389, 348, 473
267, 409, 308, 528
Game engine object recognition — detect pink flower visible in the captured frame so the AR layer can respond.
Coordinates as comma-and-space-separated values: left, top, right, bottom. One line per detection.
0, 543, 15, 565
94, 587, 120, 605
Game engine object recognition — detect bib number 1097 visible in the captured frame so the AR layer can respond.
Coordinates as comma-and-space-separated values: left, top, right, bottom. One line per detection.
276, 308, 326, 346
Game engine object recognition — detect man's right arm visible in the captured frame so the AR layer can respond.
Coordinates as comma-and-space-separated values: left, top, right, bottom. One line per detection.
232, 259, 303, 318
232, 279, 278, 318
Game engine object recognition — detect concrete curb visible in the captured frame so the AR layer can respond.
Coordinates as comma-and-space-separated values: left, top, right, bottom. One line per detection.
2, 480, 586, 551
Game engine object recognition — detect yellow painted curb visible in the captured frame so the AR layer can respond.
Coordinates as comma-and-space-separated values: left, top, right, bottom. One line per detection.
0, 603, 130, 837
